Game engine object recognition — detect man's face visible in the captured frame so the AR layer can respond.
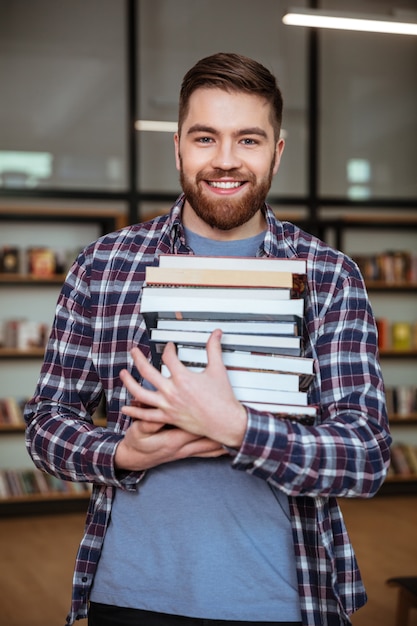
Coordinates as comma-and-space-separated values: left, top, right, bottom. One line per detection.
174, 88, 284, 237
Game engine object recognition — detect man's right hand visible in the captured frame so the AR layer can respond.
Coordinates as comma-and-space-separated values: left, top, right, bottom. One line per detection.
114, 416, 227, 472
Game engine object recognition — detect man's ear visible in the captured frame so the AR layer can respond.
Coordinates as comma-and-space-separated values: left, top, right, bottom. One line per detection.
273, 138, 285, 175
174, 133, 180, 171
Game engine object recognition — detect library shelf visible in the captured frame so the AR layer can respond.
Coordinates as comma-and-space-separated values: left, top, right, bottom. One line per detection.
0, 205, 126, 515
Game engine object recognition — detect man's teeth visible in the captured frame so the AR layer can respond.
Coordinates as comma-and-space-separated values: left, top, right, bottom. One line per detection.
209, 181, 243, 189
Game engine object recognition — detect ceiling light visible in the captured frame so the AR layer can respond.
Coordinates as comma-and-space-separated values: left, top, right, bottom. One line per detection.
135, 120, 178, 132
282, 8, 417, 36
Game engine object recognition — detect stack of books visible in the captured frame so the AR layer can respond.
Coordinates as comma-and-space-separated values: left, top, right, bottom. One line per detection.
140, 254, 316, 424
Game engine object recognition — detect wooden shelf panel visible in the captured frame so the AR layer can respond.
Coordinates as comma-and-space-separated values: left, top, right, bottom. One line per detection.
0, 424, 25, 433
0, 491, 90, 505
0, 348, 46, 358
389, 414, 417, 425
0, 495, 90, 517
384, 474, 417, 484
379, 349, 417, 358
0, 273, 66, 285
366, 281, 417, 291
0, 205, 127, 231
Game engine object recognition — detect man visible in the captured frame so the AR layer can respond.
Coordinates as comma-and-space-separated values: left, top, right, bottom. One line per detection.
25, 52, 391, 626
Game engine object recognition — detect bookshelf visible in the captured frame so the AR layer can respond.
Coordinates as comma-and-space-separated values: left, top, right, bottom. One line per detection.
323, 214, 417, 494
1, 206, 416, 511
0, 205, 126, 514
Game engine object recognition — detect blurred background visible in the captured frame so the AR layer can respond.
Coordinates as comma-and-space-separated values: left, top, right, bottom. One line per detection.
0, 1, 416, 625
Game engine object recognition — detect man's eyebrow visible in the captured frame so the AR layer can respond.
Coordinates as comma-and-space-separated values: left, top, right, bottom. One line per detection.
186, 124, 217, 135
186, 124, 268, 138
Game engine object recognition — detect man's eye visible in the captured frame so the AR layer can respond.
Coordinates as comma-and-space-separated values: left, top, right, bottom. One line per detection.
241, 138, 257, 145
197, 136, 213, 144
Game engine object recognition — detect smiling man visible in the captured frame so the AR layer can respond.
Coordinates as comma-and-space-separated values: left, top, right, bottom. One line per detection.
25, 53, 390, 626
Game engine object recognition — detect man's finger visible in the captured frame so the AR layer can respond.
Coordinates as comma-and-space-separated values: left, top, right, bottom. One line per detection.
205, 329, 225, 369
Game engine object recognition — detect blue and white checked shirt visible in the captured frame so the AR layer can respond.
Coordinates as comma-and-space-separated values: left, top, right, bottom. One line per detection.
25, 195, 391, 626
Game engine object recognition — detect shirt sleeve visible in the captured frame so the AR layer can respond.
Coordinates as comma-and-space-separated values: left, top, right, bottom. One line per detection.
231, 263, 391, 498
24, 252, 142, 491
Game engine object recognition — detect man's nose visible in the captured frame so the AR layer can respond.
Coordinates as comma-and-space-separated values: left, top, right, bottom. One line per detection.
210, 140, 242, 170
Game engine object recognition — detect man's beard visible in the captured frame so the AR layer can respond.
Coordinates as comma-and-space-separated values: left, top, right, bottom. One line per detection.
179, 161, 275, 231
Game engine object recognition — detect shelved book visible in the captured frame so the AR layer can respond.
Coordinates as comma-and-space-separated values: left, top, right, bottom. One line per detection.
389, 443, 417, 478
0, 468, 92, 499
141, 254, 316, 422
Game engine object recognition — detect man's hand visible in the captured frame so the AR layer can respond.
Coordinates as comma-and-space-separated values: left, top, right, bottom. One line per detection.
116, 330, 247, 471
114, 417, 226, 472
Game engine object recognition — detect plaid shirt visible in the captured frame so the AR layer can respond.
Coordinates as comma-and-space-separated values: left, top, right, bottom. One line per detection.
25, 195, 391, 626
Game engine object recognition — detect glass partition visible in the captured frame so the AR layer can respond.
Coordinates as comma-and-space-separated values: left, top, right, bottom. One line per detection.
319, 0, 417, 199
0, 0, 127, 191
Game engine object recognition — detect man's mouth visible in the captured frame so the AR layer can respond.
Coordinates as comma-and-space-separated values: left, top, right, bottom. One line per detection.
208, 181, 245, 189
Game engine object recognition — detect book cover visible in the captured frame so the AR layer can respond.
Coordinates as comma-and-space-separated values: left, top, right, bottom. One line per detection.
145, 265, 296, 289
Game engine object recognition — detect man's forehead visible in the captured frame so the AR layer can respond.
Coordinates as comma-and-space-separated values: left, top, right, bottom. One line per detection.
183, 88, 273, 128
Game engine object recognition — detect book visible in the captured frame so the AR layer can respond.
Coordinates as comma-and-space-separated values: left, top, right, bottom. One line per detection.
156, 318, 299, 336
401, 444, 417, 475
176, 345, 314, 376
145, 265, 297, 289
390, 444, 412, 476
243, 401, 317, 416
157, 254, 307, 275
391, 322, 412, 351
151, 329, 302, 356
141, 290, 304, 321
0, 246, 20, 273
161, 364, 302, 392
232, 386, 308, 406
143, 285, 295, 302
28, 247, 56, 277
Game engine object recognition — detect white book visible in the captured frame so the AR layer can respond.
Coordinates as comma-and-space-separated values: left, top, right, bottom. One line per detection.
176, 345, 314, 376
160, 364, 300, 392
243, 401, 317, 418
157, 254, 307, 274
151, 329, 301, 356
233, 387, 308, 406
143, 285, 292, 301
141, 291, 304, 319
156, 319, 299, 336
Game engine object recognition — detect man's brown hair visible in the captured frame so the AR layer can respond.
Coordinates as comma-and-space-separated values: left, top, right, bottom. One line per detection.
178, 52, 283, 140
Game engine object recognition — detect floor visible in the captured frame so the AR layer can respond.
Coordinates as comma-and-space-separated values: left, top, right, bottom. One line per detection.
0, 496, 416, 626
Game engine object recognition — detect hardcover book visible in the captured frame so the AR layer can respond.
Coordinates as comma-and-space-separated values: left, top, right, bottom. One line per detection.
156, 318, 300, 336
161, 364, 302, 392
145, 265, 297, 289
176, 345, 314, 377
151, 329, 302, 356
157, 254, 307, 275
